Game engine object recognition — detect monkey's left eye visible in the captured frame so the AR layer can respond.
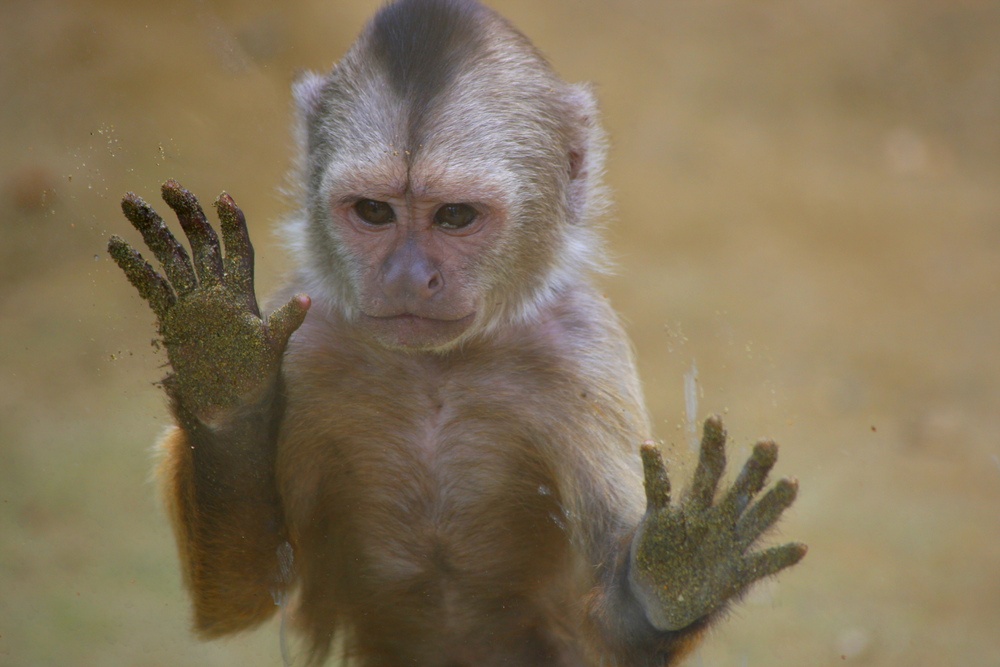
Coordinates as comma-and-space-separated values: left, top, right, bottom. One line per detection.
354, 199, 395, 225
434, 204, 478, 230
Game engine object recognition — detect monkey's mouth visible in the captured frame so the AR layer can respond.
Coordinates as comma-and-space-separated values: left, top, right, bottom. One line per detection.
362, 312, 476, 349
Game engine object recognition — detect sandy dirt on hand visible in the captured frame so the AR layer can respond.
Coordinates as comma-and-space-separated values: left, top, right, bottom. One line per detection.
1, 1, 998, 665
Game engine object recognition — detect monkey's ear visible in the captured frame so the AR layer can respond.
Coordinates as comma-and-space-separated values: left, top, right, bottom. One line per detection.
564, 83, 602, 182
563, 83, 608, 227
293, 70, 327, 124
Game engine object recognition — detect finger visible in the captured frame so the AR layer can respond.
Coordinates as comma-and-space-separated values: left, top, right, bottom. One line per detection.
640, 442, 671, 511
160, 180, 224, 288
739, 542, 807, 587
266, 294, 311, 352
736, 478, 799, 550
215, 192, 259, 317
121, 192, 197, 295
108, 236, 176, 317
719, 440, 778, 519
687, 415, 727, 510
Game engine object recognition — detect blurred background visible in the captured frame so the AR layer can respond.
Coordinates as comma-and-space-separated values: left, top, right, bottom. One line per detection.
1, 0, 998, 665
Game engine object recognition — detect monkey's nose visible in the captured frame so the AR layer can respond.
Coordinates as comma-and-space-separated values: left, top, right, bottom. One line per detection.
383, 260, 444, 302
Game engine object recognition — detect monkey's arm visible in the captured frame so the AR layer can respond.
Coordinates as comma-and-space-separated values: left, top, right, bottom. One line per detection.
109, 182, 309, 635
587, 416, 806, 664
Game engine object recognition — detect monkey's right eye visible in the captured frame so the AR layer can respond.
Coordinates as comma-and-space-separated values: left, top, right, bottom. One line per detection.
354, 199, 395, 225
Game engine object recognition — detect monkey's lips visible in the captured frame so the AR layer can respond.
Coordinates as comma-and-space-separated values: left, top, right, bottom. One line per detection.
362, 312, 476, 350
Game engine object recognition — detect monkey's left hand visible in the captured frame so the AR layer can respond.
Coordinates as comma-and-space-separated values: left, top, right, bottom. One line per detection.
627, 416, 806, 631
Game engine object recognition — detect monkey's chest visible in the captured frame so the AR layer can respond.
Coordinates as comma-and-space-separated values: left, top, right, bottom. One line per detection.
355, 420, 566, 583
277, 342, 582, 637
287, 401, 571, 619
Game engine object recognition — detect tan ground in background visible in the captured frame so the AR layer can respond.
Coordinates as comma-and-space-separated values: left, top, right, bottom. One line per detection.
2, 1, 998, 665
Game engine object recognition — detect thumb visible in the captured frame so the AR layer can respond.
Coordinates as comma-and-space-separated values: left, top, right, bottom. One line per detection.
267, 293, 311, 350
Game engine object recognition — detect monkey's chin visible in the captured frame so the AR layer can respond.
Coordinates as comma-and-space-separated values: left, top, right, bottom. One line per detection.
361, 313, 476, 352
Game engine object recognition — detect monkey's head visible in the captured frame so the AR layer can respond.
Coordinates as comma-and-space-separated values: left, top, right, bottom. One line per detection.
287, 0, 608, 352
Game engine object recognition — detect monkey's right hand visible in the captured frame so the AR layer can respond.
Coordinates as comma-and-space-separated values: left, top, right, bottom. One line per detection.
109, 180, 310, 425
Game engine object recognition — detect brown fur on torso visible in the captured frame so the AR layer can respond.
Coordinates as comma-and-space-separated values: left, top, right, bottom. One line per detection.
275, 284, 648, 665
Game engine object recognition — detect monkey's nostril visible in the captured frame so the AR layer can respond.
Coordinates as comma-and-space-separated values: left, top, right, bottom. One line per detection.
428, 274, 442, 291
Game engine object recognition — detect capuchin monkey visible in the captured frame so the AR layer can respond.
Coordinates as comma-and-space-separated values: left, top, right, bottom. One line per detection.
109, 0, 805, 664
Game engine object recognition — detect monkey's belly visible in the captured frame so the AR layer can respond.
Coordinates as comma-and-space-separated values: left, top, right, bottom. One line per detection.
363, 469, 567, 592
339, 456, 576, 662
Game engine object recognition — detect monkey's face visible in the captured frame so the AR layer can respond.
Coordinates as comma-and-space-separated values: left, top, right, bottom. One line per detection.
294, 24, 603, 352
325, 163, 513, 351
